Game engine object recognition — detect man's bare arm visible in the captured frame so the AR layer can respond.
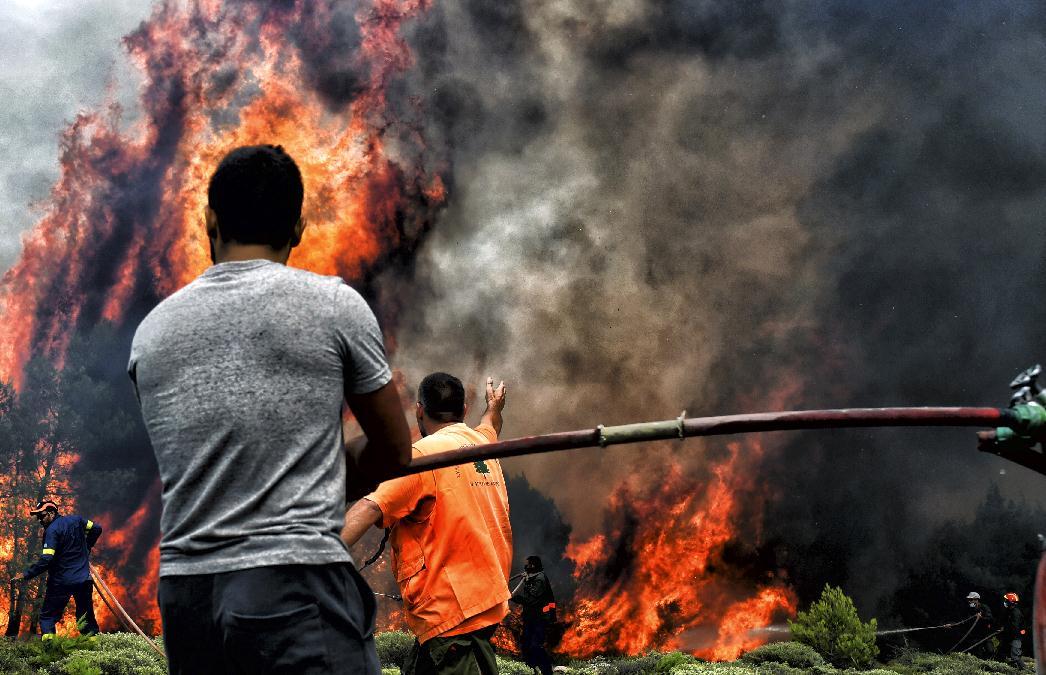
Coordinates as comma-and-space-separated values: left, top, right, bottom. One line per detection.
479, 377, 507, 437
342, 498, 383, 548
345, 381, 412, 495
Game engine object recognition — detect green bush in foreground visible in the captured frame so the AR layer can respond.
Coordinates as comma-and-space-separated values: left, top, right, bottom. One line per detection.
496, 655, 535, 675
884, 650, 1019, 675
789, 584, 878, 669
606, 653, 661, 675
40, 633, 167, 675
667, 663, 756, 674
741, 640, 824, 668
657, 651, 697, 673
375, 630, 415, 668
0, 637, 37, 675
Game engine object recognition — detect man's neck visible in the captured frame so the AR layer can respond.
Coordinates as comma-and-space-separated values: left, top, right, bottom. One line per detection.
212, 241, 291, 265
421, 418, 462, 437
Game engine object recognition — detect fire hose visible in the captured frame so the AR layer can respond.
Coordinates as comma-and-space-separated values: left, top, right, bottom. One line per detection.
88, 565, 164, 658
959, 629, 1003, 655
397, 406, 1039, 477
876, 613, 976, 637
395, 365, 1046, 475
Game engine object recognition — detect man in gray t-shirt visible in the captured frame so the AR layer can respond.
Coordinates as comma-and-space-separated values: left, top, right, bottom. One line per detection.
129, 144, 411, 675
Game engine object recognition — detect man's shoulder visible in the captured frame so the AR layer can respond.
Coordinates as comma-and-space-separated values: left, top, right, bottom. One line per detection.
414, 424, 491, 453
133, 277, 205, 336
273, 264, 346, 290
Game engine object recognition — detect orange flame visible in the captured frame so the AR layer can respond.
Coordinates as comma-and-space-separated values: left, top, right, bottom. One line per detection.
0, 0, 443, 636
559, 441, 796, 660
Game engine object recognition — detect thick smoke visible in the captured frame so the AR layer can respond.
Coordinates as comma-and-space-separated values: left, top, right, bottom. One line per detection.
381, 0, 1046, 621
0, 0, 146, 273
4, 0, 1046, 638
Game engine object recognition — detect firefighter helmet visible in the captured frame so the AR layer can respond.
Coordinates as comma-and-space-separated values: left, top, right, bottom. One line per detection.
1004, 592, 1019, 604
966, 591, 981, 600
28, 500, 58, 517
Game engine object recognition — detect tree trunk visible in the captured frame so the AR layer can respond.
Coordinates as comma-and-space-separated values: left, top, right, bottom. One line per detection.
27, 582, 41, 636
4, 581, 21, 637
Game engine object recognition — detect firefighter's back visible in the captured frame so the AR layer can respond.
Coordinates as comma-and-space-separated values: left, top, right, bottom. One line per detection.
44, 515, 91, 586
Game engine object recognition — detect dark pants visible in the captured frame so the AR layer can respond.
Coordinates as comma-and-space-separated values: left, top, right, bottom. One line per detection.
40, 580, 98, 635
403, 624, 499, 675
1004, 637, 1025, 669
158, 563, 379, 675
521, 619, 553, 675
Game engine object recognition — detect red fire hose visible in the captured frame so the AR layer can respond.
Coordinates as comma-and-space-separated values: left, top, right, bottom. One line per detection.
89, 565, 164, 658
402, 406, 1009, 475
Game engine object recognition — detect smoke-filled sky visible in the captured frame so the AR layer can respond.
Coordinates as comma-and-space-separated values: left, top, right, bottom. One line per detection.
0, 0, 147, 272
4, 0, 1046, 624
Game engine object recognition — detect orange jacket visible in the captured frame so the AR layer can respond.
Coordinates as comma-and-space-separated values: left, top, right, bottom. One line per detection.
366, 423, 512, 642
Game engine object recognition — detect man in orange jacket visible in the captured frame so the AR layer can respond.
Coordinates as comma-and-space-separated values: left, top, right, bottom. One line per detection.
343, 373, 511, 675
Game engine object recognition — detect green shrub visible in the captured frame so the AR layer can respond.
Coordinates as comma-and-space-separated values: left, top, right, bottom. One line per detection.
381, 669, 401, 675
657, 651, 697, 673
496, 655, 535, 675
610, 653, 661, 675
663, 666, 703, 675
789, 585, 878, 669
375, 631, 414, 668
751, 664, 811, 675
42, 646, 167, 675
37, 633, 167, 675
741, 641, 824, 668
666, 664, 754, 674
580, 655, 621, 675
0, 637, 36, 675
59, 653, 103, 675
29, 634, 98, 666
886, 651, 1016, 675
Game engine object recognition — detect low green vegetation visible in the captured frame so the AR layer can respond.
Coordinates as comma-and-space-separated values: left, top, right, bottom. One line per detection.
741, 641, 825, 669
0, 632, 166, 675
0, 626, 1032, 674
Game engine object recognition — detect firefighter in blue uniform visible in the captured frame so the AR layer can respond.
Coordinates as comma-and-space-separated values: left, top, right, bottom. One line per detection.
12, 500, 102, 638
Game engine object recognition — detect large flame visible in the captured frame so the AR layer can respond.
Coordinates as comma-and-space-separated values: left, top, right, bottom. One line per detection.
0, 0, 442, 636
1, 0, 796, 656
559, 442, 796, 660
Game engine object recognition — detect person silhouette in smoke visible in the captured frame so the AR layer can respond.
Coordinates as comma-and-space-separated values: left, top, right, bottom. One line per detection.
12, 499, 102, 638
999, 592, 1027, 670
511, 555, 556, 675
963, 591, 996, 659
128, 144, 412, 675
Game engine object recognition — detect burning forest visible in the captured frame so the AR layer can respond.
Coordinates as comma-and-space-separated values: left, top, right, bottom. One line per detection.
3, 0, 1046, 666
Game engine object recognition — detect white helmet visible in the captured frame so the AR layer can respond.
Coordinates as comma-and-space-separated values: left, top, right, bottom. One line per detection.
966, 592, 981, 600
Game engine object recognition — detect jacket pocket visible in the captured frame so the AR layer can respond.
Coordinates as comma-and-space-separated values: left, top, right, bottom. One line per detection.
392, 526, 426, 582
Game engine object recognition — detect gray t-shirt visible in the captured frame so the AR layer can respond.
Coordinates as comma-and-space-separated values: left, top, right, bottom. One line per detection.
128, 259, 392, 576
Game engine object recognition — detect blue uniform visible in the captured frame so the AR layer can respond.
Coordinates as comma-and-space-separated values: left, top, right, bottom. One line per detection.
23, 514, 102, 635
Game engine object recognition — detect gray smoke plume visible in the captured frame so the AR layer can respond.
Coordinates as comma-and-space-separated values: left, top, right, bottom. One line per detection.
0, 0, 146, 273
379, 0, 1046, 618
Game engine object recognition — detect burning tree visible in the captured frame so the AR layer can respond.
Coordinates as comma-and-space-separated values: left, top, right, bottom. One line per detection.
0, 0, 447, 637
0, 357, 83, 635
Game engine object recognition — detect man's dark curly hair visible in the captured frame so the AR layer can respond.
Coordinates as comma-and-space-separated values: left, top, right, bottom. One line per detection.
418, 372, 466, 423
207, 144, 304, 249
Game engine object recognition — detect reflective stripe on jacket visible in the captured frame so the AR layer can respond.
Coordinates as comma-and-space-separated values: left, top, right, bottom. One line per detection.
24, 515, 101, 586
